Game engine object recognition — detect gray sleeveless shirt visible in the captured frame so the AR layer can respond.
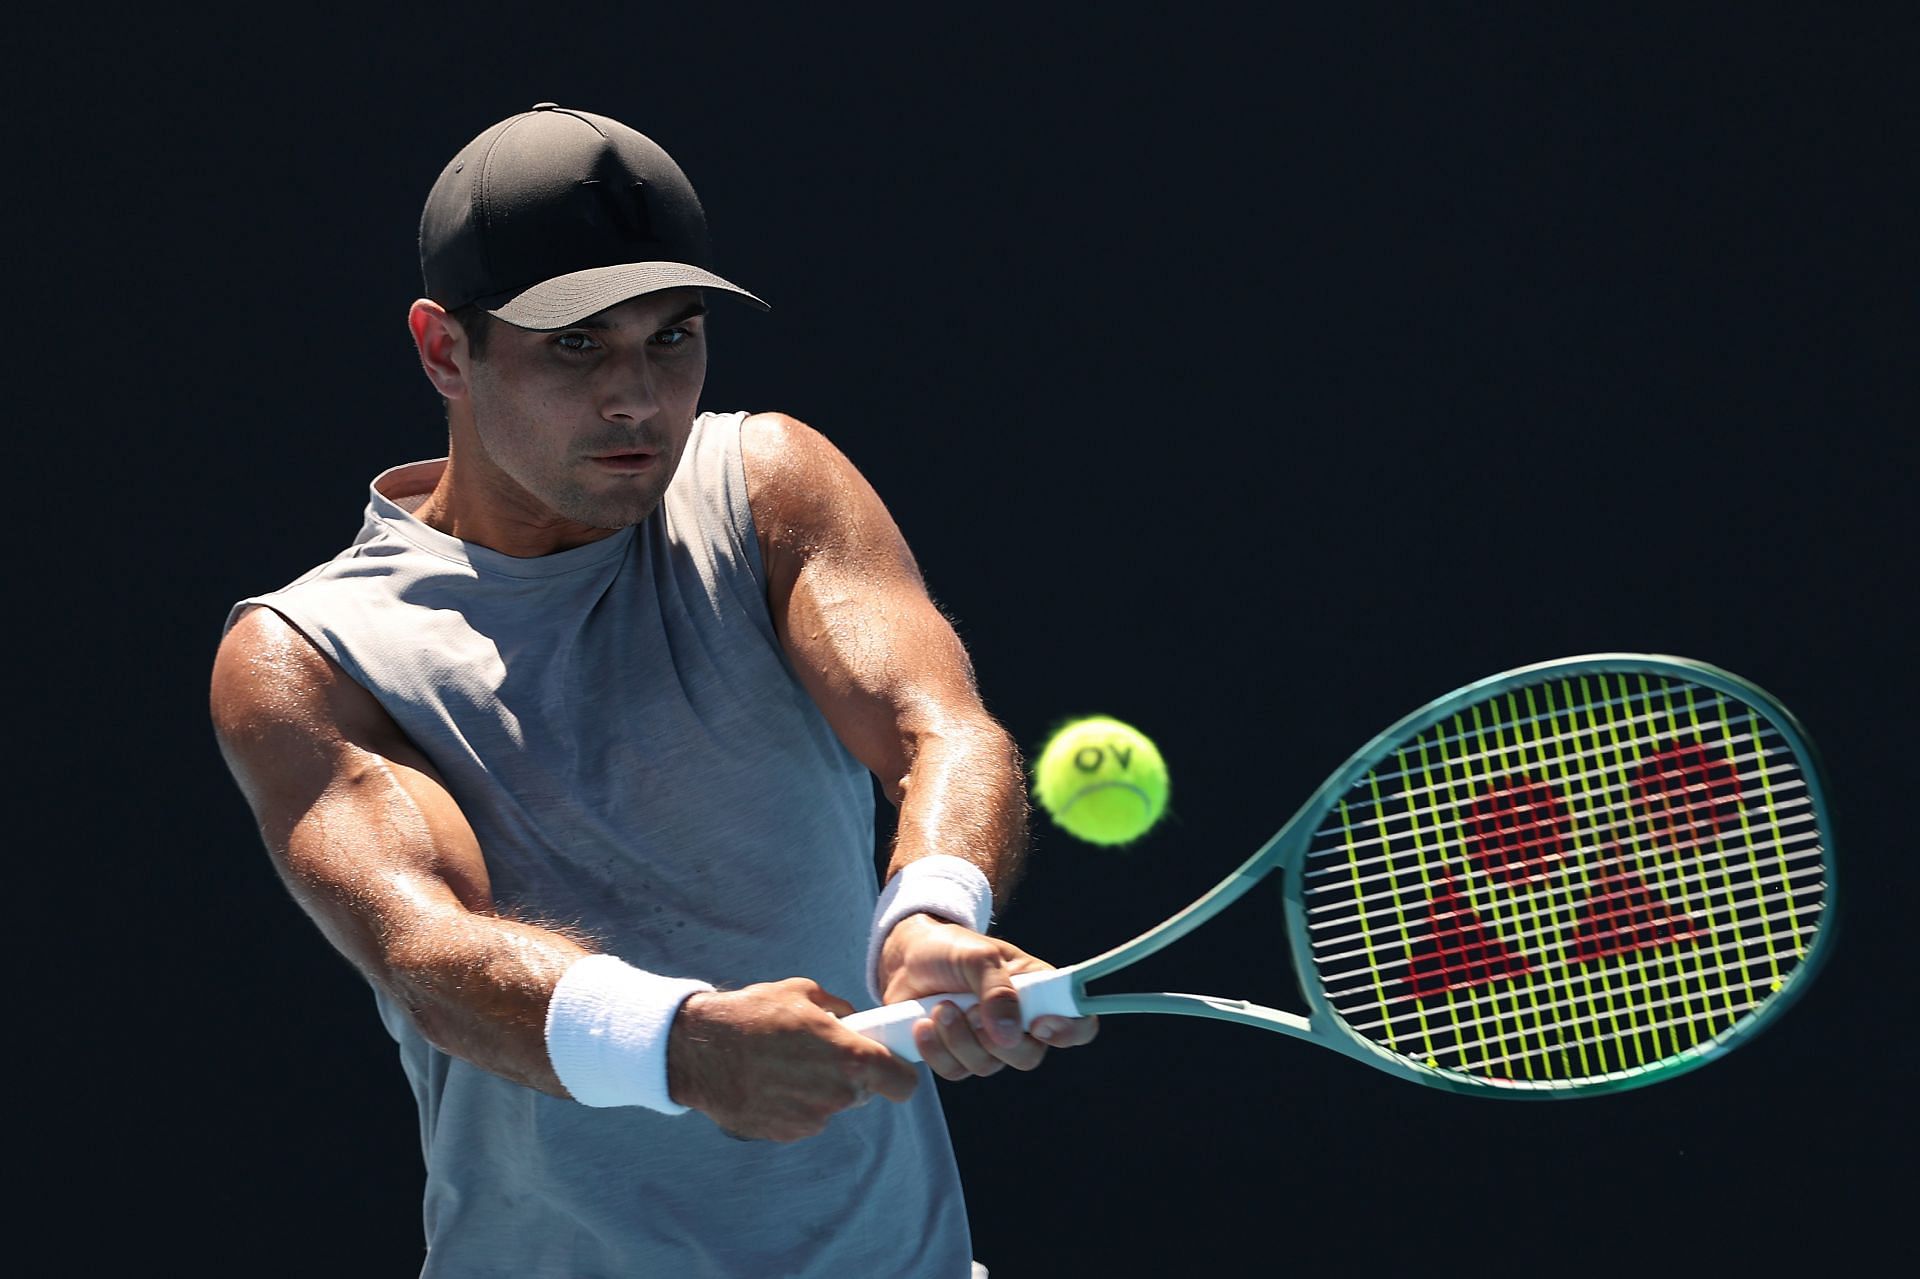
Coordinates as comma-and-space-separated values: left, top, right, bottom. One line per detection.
227, 412, 972, 1277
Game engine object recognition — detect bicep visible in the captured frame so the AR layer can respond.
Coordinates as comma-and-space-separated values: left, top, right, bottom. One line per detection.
742, 415, 992, 798
211, 606, 494, 981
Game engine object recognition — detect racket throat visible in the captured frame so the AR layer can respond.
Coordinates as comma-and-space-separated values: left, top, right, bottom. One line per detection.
1011, 967, 1082, 1021
1080, 991, 1314, 1038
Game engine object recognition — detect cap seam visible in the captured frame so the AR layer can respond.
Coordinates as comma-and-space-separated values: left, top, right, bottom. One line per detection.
470, 114, 541, 296
553, 107, 610, 139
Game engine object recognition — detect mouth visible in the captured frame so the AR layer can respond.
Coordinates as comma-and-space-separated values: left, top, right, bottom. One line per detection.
589, 449, 660, 473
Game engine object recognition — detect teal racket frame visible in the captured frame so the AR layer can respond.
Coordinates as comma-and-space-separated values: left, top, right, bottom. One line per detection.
1046, 653, 1838, 1097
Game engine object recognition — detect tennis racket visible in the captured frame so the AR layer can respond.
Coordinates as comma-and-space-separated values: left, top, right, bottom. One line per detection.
843, 654, 1836, 1096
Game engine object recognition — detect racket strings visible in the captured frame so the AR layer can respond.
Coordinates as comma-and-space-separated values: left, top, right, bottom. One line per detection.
1302, 671, 1828, 1088
1302, 763, 1816, 891
1303, 811, 1823, 919
1332, 907, 1815, 1044
1420, 996, 1760, 1086
1310, 848, 1824, 966
1351, 702, 1743, 791
1337, 682, 1734, 783
1304, 723, 1794, 852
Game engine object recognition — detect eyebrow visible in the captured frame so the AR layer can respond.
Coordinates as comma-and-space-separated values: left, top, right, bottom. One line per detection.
569, 300, 709, 331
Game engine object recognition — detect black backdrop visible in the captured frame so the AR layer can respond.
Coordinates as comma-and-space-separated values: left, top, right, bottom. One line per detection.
23, 7, 1912, 1276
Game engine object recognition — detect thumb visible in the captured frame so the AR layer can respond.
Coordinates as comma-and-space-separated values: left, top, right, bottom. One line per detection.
801, 984, 858, 1019
853, 1041, 922, 1103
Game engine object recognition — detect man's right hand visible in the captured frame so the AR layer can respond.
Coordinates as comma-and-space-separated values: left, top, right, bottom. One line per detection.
667, 978, 920, 1142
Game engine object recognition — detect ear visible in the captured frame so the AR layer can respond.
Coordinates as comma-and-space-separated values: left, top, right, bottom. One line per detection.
409, 299, 472, 400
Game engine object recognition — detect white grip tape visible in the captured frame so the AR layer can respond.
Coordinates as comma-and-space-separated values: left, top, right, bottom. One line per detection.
842, 969, 1080, 1063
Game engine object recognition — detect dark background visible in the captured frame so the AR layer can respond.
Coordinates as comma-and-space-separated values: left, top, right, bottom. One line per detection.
22, 6, 1911, 1275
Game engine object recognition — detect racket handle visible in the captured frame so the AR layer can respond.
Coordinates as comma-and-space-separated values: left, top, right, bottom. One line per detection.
842, 969, 1080, 1062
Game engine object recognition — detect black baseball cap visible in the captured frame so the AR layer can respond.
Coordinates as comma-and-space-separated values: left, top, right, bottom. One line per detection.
419, 103, 767, 329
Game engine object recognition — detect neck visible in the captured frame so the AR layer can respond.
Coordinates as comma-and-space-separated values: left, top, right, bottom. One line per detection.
413, 443, 622, 559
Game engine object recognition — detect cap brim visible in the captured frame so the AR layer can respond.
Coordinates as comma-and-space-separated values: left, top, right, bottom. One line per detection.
480, 261, 769, 328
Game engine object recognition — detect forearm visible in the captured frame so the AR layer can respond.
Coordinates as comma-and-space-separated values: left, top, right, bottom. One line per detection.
377, 909, 593, 1097
884, 716, 1029, 900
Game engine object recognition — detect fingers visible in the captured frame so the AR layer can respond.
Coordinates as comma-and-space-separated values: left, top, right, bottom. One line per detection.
950, 943, 1098, 1067
1031, 1013, 1100, 1049
807, 989, 920, 1107
913, 1001, 1011, 1080
680, 979, 920, 1143
874, 922, 1103, 1078
910, 1008, 1098, 1080
911, 999, 1053, 1080
933, 931, 1025, 1049
846, 1038, 922, 1103
964, 955, 1027, 1050
864, 911, 1110, 1090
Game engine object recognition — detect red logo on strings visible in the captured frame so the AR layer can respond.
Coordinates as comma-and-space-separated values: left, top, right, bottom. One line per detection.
1631, 743, 1743, 849
1399, 752, 1710, 1004
1404, 882, 1532, 999
1567, 863, 1700, 963
1466, 777, 1571, 884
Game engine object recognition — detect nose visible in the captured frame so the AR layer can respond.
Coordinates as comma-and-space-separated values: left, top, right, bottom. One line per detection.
597, 350, 660, 425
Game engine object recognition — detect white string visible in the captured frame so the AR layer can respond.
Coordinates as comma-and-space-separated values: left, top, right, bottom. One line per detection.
1304, 761, 1802, 878
1326, 905, 1826, 1061
1303, 800, 1818, 913
1347, 682, 1721, 780
1361, 968, 1781, 1076
1340, 686, 1748, 787
1326, 901, 1822, 1027
1302, 824, 1824, 926
1305, 737, 1795, 863
1448, 992, 1791, 1080
1306, 849, 1825, 961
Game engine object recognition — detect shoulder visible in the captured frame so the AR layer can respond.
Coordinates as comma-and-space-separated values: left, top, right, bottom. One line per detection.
739, 411, 841, 503
738, 412, 892, 549
210, 605, 402, 768
736, 412, 922, 619
211, 606, 335, 730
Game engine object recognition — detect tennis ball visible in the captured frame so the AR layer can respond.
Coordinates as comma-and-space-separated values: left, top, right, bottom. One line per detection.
1032, 716, 1169, 846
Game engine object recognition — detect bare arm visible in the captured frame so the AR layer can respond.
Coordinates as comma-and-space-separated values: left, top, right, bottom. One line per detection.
742, 413, 1098, 1077
211, 604, 917, 1137
210, 605, 586, 1095
742, 413, 1028, 894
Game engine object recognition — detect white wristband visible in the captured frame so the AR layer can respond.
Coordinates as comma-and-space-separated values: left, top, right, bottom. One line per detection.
543, 954, 715, 1113
867, 855, 994, 1003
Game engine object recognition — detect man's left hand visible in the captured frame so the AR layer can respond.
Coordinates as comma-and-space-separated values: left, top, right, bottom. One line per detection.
876, 913, 1100, 1080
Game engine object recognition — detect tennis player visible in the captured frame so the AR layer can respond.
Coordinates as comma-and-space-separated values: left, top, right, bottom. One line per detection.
209, 102, 1095, 1277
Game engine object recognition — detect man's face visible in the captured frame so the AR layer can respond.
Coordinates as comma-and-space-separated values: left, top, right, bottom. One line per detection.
459, 288, 710, 534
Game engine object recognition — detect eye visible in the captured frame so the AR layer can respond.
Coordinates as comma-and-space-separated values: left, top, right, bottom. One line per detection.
652, 325, 695, 348
553, 332, 601, 356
